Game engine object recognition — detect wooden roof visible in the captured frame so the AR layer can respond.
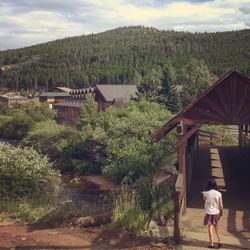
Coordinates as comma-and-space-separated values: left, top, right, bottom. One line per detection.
95, 85, 138, 102
154, 69, 250, 141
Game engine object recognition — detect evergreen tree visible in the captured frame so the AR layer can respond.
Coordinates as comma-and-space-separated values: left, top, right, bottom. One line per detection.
180, 59, 215, 107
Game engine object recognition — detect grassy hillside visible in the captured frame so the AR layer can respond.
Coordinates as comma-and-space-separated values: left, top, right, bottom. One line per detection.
0, 26, 249, 91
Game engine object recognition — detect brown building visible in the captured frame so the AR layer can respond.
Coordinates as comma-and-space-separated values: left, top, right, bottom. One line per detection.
39, 92, 71, 104
53, 100, 85, 125
48, 87, 72, 93
54, 85, 138, 125
0, 95, 29, 107
95, 84, 138, 111
39, 86, 72, 104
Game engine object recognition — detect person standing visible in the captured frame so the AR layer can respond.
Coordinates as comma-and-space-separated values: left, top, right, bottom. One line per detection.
202, 178, 223, 248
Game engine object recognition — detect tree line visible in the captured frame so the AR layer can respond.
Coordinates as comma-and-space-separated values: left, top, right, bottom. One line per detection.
0, 26, 249, 96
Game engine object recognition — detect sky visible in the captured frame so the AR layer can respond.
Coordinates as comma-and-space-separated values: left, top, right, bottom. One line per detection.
0, 0, 249, 50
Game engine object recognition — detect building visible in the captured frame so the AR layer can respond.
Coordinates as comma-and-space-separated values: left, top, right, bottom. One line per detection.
54, 85, 138, 125
95, 84, 138, 111
53, 100, 85, 125
39, 86, 72, 104
39, 92, 71, 104
0, 95, 29, 107
48, 87, 72, 93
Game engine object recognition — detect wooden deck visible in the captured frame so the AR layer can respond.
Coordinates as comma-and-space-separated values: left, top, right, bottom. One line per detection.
181, 145, 250, 249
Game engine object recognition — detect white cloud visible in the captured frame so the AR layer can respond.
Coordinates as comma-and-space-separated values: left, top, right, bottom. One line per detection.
0, 0, 249, 50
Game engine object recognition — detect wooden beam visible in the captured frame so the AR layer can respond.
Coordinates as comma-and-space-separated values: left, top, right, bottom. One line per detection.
177, 123, 202, 148
230, 74, 237, 121
190, 107, 225, 123
202, 96, 226, 119
236, 84, 249, 116
238, 105, 250, 123
215, 86, 230, 116
175, 173, 184, 192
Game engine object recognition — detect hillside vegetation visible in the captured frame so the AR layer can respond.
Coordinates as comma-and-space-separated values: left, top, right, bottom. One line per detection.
0, 26, 249, 92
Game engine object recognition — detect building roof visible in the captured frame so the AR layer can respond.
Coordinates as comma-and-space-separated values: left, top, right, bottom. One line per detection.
96, 84, 138, 102
154, 69, 250, 141
40, 92, 71, 97
0, 95, 28, 100
70, 87, 95, 95
52, 87, 72, 93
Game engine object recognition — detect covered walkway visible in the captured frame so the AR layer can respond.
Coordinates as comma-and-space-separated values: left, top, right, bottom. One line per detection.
154, 69, 250, 248
182, 145, 250, 249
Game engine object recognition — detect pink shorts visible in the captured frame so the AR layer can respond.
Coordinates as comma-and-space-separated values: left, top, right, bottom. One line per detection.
203, 213, 220, 225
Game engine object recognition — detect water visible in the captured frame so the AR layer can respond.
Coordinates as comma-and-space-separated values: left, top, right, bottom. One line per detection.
60, 176, 113, 216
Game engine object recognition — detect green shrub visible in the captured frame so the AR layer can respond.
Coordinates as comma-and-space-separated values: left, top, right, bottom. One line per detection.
62, 98, 176, 182
0, 142, 61, 204
113, 186, 149, 234
113, 179, 174, 235
9, 102, 56, 122
0, 112, 33, 140
0, 103, 9, 115
60, 132, 107, 173
22, 120, 75, 160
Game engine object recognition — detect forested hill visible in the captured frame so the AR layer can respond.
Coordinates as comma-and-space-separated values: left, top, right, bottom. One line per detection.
0, 26, 249, 91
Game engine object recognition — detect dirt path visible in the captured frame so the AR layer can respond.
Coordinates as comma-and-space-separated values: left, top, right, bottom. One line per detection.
0, 222, 172, 250
181, 145, 250, 249
0, 175, 172, 250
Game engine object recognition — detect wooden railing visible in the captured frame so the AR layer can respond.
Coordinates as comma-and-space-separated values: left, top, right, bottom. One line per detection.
174, 173, 183, 241
198, 130, 224, 145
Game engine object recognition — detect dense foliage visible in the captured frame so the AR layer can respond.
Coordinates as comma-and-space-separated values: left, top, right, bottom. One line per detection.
0, 142, 60, 203
22, 120, 75, 160
0, 26, 249, 93
60, 97, 176, 182
0, 102, 56, 140
113, 176, 174, 234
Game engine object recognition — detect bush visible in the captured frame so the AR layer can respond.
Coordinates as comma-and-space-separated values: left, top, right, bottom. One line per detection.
60, 131, 107, 173
10, 102, 56, 122
22, 120, 75, 160
61, 99, 176, 182
113, 186, 149, 234
0, 112, 33, 140
0, 142, 61, 204
113, 178, 174, 234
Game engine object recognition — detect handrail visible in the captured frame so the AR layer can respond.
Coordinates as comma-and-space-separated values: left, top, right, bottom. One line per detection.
175, 173, 184, 192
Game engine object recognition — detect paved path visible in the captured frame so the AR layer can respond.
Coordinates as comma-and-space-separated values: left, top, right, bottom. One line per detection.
181, 145, 250, 249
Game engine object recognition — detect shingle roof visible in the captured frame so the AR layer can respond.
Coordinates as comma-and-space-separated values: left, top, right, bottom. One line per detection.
153, 69, 250, 141
40, 92, 71, 97
0, 95, 28, 100
55, 87, 71, 92
96, 84, 138, 102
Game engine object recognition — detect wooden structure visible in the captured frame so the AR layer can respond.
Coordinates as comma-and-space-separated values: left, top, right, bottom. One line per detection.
53, 100, 85, 125
95, 84, 138, 111
54, 85, 138, 125
39, 92, 71, 104
154, 69, 250, 241
48, 87, 71, 93
0, 95, 29, 107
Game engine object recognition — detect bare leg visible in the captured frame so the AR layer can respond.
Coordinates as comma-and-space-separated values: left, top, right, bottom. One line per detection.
214, 223, 221, 244
208, 224, 214, 246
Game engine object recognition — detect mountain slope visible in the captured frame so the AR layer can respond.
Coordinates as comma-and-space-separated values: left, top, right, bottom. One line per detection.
0, 26, 249, 91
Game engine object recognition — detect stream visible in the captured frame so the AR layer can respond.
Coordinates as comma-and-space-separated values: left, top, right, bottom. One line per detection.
59, 176, 113, 216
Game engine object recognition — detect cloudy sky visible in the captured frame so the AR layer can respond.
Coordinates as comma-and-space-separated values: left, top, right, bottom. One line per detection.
0, 0, 249, 50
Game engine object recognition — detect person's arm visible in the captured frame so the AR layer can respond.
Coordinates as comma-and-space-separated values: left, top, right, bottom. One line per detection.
219, 196, 223, 216
201, 191, 206, 201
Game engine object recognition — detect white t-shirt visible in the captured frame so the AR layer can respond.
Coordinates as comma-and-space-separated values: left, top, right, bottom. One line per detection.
202, 189, 222, 215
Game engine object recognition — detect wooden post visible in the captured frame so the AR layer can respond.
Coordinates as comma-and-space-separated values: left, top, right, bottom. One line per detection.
174, 191, 180, 242
239, 124, 243, 150
210, 133, 213, 145
177, 121, 187, 214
